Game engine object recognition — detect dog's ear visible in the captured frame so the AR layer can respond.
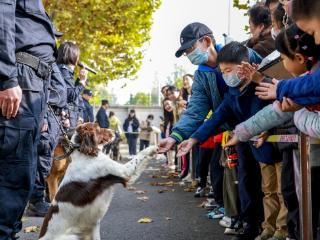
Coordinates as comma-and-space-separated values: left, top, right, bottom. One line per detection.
98, 129, 115, 145
76, 123, 100, 156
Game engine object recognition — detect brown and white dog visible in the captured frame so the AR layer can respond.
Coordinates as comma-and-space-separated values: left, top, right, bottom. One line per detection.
39, 123, 157, 240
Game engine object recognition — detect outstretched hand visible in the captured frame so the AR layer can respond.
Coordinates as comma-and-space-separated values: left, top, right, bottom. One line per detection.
279, 97, 302, 112
157, 137, 176, 154
255, 79, 279, 100
237, 62, 263, 83
176, 138, 197, 157
253, 131, 269, 148
223, 134, 239, 149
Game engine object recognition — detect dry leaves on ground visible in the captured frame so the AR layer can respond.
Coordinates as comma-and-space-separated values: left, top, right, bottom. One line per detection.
127, 186, 137, 191
137, 196, 149, 202
24, 226, 40, 233
157, 188, 169, 193
138, 217, 153, 223
135, 190, 146, 195
150, 181, 175, 187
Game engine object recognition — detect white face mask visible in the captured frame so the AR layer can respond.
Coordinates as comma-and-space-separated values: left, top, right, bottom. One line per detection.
223, 72, 242, 88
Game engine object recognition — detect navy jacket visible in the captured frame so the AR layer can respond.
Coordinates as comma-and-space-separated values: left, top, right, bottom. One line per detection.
96, 107, 109, 128
0, 0, 57, 91
123, 117, 140, 139
83, 99, 94, 123
192, 83, 280, 164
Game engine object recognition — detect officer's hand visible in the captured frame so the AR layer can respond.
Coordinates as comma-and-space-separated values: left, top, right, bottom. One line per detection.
176, 138, 197, 157
157, 137, 176, 153
62, 118, 70, 128
255, 79, 278, 100
79, 69, 88, 86
0, 86, 22, 119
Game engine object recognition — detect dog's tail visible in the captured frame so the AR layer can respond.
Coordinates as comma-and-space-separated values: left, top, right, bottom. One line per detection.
125, 146, 157, 185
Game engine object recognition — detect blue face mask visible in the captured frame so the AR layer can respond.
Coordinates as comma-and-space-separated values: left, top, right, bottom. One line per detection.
187, 47, 209, 65
223, 72, 242, 88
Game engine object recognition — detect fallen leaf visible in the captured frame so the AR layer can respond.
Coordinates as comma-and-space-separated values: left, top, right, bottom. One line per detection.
138, 217, 153, 223
157, 188, 169, 193
151, 175, 161, 178
197, 201, 207, 208
150, 181, 175, 187
135, 190, 146, 195
21, 217, 28, 222
184, 187, 196, 192
24, 226, 40, 233
165, 217, 172, 221
160, 176, 169, 179
127, 186, 137, 191
137, 196, 149, 202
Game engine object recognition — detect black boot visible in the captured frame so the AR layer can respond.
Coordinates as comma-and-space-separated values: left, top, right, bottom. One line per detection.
26, 198, 51, 217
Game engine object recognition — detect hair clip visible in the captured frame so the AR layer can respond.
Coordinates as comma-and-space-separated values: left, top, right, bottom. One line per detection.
302, 45, 308, 50
294, 35, 300, 40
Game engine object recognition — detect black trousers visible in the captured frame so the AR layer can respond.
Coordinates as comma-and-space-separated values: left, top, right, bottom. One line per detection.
0, 63, 49, 239
199, 144, 224, 205
31, 110, 60, 202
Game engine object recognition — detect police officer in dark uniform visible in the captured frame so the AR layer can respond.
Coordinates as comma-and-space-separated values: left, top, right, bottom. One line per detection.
57, 41, 88, 134
27, 63, 67, 217
82, 89, 94, 123
0, 1, 58, 239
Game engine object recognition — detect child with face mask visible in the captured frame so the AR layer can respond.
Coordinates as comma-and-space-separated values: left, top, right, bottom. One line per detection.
177, 41, 286, 240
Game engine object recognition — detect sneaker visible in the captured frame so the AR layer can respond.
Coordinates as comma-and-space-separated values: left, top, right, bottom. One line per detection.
208, 186, 215, 199
219, 216, 232, 228
194, 187, 205, 198
27, 200, 51, 217
207, 206, 225, 219
225, 227, 244, 235
224, 218, 243, 235
231, 226, 258, 240
268, 235, 287, 240
255, 232, 273, 240
204, 198, 219, 210
183, 173, 193, 183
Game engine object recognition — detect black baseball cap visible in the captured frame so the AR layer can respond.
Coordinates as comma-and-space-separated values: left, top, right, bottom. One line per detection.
175, 22, 213, 58
83, 89, 93, 96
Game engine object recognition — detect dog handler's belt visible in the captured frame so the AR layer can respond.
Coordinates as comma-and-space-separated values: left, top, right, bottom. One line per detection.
16, 52, 52, 80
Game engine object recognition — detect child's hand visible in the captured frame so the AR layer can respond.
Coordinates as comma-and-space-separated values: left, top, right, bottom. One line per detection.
255, 79, 279, 100
223, 134, 239, 148
237, 62, 263, 83
253, 131, 269, 148
176, 138, 197, 157
280, 97, 303, 112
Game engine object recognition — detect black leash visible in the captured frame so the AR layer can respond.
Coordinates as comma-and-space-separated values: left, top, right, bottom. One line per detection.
47, 105, 80, 161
